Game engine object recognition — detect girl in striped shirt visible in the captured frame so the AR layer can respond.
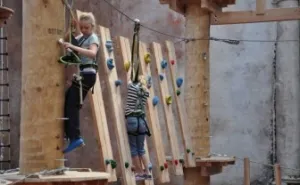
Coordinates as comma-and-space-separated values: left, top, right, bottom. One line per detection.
125, 76, 152, 180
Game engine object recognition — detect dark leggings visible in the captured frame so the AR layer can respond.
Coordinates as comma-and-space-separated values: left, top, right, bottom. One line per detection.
64, 73, 96, 141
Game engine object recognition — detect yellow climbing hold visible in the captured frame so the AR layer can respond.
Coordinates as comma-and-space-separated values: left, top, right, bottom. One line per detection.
144, 53, 151, 64
165, 96, 172, 105
124, 61, 130, 72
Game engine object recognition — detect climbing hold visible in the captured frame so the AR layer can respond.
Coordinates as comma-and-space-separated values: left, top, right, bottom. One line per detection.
144, 53, 151, 64
176, 77, 183, 88
125, 162, 130, 168
124, 62, 130, 72
146, 75, 152, 89
170, 60, 175, 65
192, 152, 195, 156
106, 58, 115, 70
161, 59, 168, 69
152, 96, 159, 106
115, 80, 122, 86
176, 89, 181, 96
105, 40, 113, 52
186, 149, 191, 153
160, 166, 164, 171
164, 162, 168, 169
131, 166, 136, 172
105, 159, 110, 165
148, 163, 153, 171
110, 160, 117, 169
179, 159, 184, 164
165, 96, 172, 105
174, 160, 178, 166
159, 74, 164, 81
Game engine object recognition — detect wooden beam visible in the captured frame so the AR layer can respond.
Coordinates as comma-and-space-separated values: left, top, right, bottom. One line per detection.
256, 0, 265, 15
20, 0, 65, 175
201, 0, 221, 13
211, 7, 300, 25
275, 164, 282, 185
152, 42, 183, 176
165, 41, 196, 168
244, 158, 250, 185
98, 26, 136, 185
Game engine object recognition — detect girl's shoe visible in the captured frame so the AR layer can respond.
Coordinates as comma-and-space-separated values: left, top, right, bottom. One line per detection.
135, 174, 145, 181
63, 138, 85, 154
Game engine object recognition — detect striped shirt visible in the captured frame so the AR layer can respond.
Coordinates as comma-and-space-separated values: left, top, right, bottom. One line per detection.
125, 82, 149, 116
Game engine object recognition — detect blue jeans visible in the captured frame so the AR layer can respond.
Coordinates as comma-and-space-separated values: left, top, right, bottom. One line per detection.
126, 116, 148, 157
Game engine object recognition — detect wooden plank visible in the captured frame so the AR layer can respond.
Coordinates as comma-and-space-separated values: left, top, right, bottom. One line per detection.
116, 36, 155, 185
98, 26, 136, 185
256, 0, 265, 15
201, 0, 221, 13
20, 0, 65, 174
75, 9, 116, 182
165, 41, 196, 168
244, 158, 250, 185
139, 41, 170, 183
275, 164, 282, 185
184, 4, 210, 185
211, 7, 300, 25
88, 76, 117, 182
151, 42, 183, 176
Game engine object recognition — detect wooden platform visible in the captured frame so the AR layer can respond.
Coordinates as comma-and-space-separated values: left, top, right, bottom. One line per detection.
166, 156, 235, 176
0, 171, 110, 183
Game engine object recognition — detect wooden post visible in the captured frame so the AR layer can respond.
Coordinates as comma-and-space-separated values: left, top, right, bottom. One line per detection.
20, 0, 65, 174
184, 4, 210, 185
244, 158, 250, 185
275, 164, 282, 185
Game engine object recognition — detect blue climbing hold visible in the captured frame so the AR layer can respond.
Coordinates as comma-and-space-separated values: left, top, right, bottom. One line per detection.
115, 80, 122, 86
176, 77, 183, 88
105, 40, 113, 52
106, 58, 115, 70
161, 59, 168, 69
159, 74, 164, 81
148, 163, 153, 171
152, 96, 159, 106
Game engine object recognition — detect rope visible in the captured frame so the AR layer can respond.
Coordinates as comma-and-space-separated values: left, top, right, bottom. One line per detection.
130, 19, 140, 83
102, 0, 300, 44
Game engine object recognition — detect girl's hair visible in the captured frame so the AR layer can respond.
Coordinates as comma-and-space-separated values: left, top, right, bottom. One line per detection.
79, 13, 96, 28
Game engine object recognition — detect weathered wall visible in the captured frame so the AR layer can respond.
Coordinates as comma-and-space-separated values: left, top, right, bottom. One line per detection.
3, 0, 300, 185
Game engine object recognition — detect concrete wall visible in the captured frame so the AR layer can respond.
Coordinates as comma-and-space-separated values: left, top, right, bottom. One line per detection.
3, 0, 300, 184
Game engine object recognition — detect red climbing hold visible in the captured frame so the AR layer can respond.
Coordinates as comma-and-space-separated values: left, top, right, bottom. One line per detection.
170, 60, 175, 65
174, 160, 178, 165
164, 162, 168, 169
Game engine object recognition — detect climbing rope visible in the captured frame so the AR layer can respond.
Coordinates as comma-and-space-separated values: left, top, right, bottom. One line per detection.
130, 19, 140, 83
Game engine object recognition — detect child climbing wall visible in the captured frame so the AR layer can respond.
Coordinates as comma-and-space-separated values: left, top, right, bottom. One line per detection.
58, 13, 99, 154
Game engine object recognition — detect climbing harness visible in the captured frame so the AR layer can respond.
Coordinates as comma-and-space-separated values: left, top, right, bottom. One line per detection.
127, 19, 151, 137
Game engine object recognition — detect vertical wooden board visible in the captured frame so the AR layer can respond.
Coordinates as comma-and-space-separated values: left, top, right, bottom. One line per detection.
139, 41, 170, 183
117, 36, 155, 185
88, 74, 117, 182
20, 0, 65, 174
256, 0, 265, 15
151, 42, 183, 176
165, 41, 196, 168
98, 26, 135, 185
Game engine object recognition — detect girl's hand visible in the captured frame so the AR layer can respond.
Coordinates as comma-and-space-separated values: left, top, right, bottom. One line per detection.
71, 19, 78, 26
63, 42, 73, 49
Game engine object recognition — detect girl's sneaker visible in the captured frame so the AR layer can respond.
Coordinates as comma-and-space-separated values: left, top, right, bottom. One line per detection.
135, 174, 145, 181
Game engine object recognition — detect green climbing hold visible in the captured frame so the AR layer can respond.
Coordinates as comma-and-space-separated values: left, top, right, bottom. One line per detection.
186, 149, 191, 153
125, 162, 130, 168
176, 89, 181, 96
144, 53, 151, 64
124, 61, 130, 72
160, 166, 164, 171
192, 152, 195, 156
105, 159, 111, 165
179, 159, 184, 164
110, 160, 117, 169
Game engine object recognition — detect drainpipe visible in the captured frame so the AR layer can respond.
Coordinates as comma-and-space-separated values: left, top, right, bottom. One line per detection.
273, 0, 300, 177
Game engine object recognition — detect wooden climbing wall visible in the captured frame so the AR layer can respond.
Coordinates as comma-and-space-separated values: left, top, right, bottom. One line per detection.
76, 10, 116, 182
151, 42, 183, 176
116, 36, 154, 185
20, 0, 65, 174
98, 26, 136, 185
165, 41, 196, 168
